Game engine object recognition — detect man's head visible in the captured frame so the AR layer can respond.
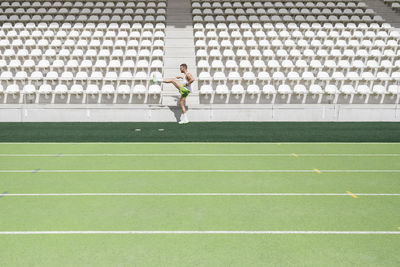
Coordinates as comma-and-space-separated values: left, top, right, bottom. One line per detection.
180, 64, 188, 73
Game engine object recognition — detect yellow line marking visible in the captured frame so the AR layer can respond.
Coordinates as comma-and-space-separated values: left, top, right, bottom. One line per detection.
346, 191, 358, 199
291, 153, 298, 157
313, 168, 322, 174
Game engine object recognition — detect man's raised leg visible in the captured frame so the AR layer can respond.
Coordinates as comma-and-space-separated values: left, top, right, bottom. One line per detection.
162, 79, 183, 92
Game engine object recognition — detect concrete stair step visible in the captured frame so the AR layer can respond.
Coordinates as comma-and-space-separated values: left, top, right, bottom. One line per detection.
165, 38, 194, 47
165, 22, 194, 28
167, 14, 193, 22
164, 31, 194, 38
166, 25, 193, 31
164, 59, 196, 68
164, 47, 195, 56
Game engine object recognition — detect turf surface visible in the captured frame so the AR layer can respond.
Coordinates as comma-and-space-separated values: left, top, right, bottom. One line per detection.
1, 122, 400, 142
0, 143, 399, 266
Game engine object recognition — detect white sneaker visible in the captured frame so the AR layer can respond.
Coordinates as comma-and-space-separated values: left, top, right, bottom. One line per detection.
179, 115, 189, 124
180, 114, 189, 124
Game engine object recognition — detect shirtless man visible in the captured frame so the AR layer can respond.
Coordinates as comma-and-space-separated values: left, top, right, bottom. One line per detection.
153, 64, 195, 124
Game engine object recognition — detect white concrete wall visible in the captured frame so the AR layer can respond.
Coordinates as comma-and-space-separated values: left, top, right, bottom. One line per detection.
1, 104, 399, 122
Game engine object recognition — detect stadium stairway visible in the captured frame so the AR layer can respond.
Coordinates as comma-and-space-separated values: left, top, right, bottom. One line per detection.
163, 0, 199, 106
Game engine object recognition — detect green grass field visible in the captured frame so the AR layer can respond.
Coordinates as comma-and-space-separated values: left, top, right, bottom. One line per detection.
0, 143, 399, 266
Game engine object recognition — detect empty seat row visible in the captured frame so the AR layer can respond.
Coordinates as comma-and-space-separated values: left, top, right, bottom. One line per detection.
0, 7, 166, 15
0, 40, 164, 53
0, 29, 165, 38
199, 82, 400, 104
196, 59, 400, 73
1, 49, 164, 60
194, 38, 399, 51
192, 7, 374, 16
193, 14, 383, 23
194, 29, 400, 41
0, 31, 165, 41
0, 83, 162, 104
0, 71, 162, 85
1, 47, 164, 56
197, 70, 400, 83
192, 1, 366, 9
196, 48, 400, 60
197, 40, 400, 52
194, 22, 394, 33
0, 14, 166, 22
1, 37, 165, 48
1, 22, 166, 32
0, 60, 164, 73
0, 1, 166, 8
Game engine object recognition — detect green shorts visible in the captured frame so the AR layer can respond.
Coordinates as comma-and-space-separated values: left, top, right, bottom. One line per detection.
180, 85, 190, 97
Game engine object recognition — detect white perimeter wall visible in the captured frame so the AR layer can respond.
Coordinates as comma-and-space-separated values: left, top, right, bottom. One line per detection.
0, 104, 399, 122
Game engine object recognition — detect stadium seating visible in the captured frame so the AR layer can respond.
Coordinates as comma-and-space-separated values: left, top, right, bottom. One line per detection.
0, 0, 400, 105
194, 0, 400, 104
192, 0, 383, 23
0, 0, 166, 104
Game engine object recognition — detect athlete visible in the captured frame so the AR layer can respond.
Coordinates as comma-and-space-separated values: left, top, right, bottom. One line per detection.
153, 64, 195, 124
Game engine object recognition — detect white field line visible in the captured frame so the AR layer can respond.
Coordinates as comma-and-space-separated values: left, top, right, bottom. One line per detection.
0, 142, 399, 144
0, 231, 399, 235
0, 169, 399, 173
0, 153, 399, 157
2, 193, 400, 197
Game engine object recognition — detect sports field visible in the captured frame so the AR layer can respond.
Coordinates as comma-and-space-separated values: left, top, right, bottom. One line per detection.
0, 142, 399, 266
